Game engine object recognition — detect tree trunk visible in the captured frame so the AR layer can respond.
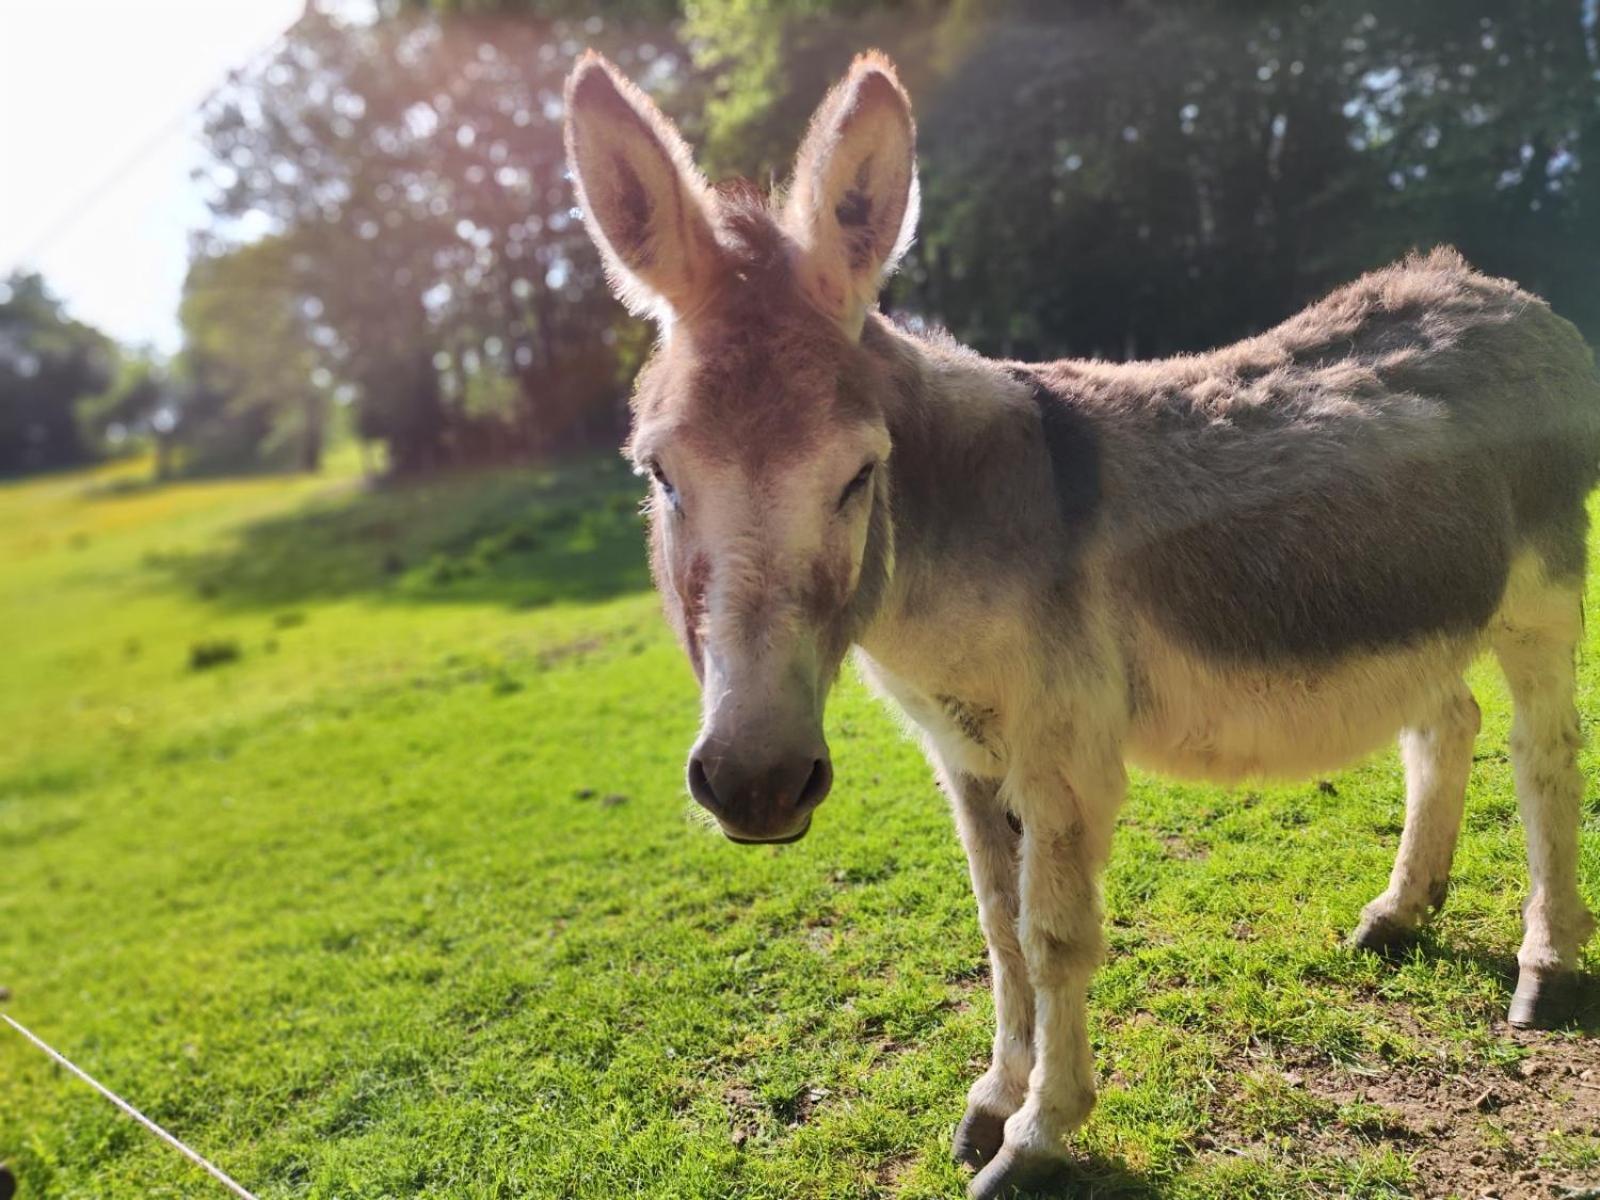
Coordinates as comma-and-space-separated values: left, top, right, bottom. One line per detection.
300, 391, 324, 472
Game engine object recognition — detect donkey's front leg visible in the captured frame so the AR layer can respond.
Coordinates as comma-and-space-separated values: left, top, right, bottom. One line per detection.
943, 765, 1034, 1171
968, 745, 1124, 1200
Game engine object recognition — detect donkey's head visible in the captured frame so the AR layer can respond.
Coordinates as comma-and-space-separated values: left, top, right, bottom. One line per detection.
564, 52, 918, 843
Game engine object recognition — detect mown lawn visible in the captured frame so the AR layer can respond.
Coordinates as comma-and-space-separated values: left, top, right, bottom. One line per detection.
1, 455, 1596, 1200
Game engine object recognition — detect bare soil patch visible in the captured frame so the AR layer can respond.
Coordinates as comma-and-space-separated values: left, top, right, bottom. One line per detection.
1209, 1019, 1600, 1198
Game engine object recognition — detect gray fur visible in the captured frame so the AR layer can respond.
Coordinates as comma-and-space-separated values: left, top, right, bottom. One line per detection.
869, 249, 1600, 672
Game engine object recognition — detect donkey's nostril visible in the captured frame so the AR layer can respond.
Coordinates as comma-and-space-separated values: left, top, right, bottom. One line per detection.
798, 756, 833, 811
689, 745, 830, 836
687, 756, 723, 815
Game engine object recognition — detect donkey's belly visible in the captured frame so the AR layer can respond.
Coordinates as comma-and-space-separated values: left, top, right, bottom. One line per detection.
1123, 624, 1483, 784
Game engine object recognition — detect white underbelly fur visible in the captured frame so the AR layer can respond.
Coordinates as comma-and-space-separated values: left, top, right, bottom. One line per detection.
1122, 622, 1482, 783
858, 555, 1556, 787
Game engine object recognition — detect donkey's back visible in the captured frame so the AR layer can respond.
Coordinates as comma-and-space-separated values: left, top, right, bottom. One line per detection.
1039, 248, 1600, 678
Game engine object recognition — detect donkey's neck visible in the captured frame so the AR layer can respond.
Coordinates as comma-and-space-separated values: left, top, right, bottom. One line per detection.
857, 317, 1043, 661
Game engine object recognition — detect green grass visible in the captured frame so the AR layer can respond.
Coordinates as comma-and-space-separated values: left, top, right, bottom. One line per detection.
1, 454, 1596, 1199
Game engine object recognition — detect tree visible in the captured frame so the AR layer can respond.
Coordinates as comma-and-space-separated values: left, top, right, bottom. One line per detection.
193, 2, 671, 472
79, 352, 178, 476
179, 236, 329, 473
1338, 0, 1600, 339
188, 0, 1600, 482
0, 272, 116, 475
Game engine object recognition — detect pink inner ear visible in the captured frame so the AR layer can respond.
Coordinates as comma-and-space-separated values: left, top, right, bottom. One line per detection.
565, 54, 723, 321
780, 61, 917, 333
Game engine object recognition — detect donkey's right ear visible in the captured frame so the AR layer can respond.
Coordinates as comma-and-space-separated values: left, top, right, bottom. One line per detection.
564, 53, 721, 323
782, 53, 918, 337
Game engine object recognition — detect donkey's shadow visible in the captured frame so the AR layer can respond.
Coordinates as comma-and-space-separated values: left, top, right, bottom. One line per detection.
1012, 1153, 1167, 1199
1390, 933, 1600, 1035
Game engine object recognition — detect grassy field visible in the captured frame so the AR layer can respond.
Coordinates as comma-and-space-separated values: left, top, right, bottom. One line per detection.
1, 455, 1597, 1200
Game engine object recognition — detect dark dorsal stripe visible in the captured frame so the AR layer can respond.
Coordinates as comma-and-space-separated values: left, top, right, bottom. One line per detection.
1007, 367, 1101, 530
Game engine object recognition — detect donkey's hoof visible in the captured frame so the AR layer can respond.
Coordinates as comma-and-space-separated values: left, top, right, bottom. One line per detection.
1348, 913, 1420, 958
966, 1144, 1069, 1200
1508, 969, 1582, 1030
952, 1105, 1008, 1169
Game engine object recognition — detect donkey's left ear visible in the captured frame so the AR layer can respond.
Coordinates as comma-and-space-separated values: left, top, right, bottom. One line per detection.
782, 52, 919, 337
564, 52, 722, 323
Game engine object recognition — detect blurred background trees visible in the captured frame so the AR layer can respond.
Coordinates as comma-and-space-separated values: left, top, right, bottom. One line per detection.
0, 272, 117, 474
179, 235, 328, 474
4, 0, 1597, 478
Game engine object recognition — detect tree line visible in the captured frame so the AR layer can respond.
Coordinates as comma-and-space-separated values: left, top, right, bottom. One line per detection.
5, 0, 1596, 479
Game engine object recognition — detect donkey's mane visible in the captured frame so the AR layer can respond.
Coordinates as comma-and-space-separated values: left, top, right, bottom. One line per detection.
710, 179, 791, 285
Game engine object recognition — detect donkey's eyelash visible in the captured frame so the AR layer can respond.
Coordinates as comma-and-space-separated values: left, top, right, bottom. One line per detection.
837, 461, 876, 510
645, 459, 680, 510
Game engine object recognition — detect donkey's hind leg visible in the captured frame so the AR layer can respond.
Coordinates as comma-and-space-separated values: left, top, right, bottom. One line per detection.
1352, 679, 1480, 954
1493, 580, 1597, 1028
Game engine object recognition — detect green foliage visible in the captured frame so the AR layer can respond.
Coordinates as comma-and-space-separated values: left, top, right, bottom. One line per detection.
10, 3, 1600, 481
178, 236, 329, 475
683, 0, 951, 178
193, 5, 654, 474
1542, 1130, 1600, 1171
0, 272, 117, 475
167, 0, 1600, 487
855, 0, 1600, 360
141, 457, 647, 610
1, 457, 1596, 1197
81, 353, 170, 465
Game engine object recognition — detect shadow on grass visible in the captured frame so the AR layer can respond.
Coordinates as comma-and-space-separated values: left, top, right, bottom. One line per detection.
1379, 932, 1600, 1035
1044, 1153, 1169, 1198
80, 462, 288, 499
144, 456, 654, 611
967, 1152, 1167, 1199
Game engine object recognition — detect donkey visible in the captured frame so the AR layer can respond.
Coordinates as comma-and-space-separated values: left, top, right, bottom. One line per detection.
564, 51, 1600, 1197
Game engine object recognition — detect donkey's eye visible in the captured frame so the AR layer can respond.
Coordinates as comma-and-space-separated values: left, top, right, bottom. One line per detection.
648, 460, 680, 511
837, 461, 876, 511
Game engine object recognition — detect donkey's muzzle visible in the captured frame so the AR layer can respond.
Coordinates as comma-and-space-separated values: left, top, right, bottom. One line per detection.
687, 743, 832, 844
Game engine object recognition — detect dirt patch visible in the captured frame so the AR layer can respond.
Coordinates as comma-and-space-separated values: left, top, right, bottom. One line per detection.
724, 1083, 762, 1146
1209, 1024, 1600, 1198
785, 1083, 829, 1126
946, 962, 991, 1017
1160, 833, 1209, 861
803, 925, 834, 952
722, 1080, 831, 1146
874, 1150, 918, 1188
855, 1012, 912, 1065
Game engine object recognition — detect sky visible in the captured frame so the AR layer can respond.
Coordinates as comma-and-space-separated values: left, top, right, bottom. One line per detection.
0, 0, 304, 353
